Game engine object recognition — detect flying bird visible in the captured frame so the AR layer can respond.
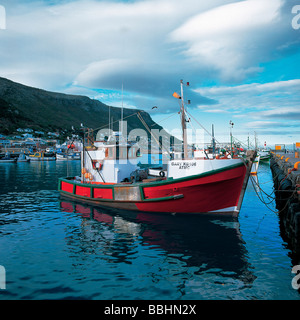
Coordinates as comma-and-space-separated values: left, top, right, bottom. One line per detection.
152, 106, 158, 109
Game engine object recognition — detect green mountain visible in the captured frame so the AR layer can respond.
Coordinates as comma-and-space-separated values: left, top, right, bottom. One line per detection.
0, 77, 164, 138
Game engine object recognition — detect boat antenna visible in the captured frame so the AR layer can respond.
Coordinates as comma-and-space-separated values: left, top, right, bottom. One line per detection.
121, 82, 124, 139
108, 105, 111, 132
212, 124, 216, 158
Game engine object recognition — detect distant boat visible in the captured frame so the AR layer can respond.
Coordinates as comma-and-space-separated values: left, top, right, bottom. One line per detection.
251, 155, 260, 175
56, 152, 81, 161
259, 149, 270, 162
26, 151, 56, 161
0, 152, 17, 163
17, 152, 30, 162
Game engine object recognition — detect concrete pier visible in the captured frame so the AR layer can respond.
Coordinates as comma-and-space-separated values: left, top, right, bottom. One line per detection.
270, 152, 300, 253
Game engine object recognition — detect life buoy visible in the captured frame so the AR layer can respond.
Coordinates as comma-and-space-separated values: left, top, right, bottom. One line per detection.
159, 171, 165, 177
92, 160, 103, 170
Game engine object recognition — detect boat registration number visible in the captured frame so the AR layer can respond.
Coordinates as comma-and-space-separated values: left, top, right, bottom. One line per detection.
171, 162, 197, 170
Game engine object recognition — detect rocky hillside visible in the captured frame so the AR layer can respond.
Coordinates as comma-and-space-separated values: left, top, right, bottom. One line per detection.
0, 77, 163, 137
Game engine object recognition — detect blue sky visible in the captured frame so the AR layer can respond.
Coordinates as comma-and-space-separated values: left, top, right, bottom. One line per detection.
0, 0, 300, 148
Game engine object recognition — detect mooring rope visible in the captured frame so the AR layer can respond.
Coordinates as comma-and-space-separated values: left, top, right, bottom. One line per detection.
250, 174, 297, 215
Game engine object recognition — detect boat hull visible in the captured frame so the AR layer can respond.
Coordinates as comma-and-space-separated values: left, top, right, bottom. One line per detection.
260, 155, 270, 161
251, 155, 260, 175
27, 156, 56, 161
0, 159, 16, 163
58, 162, 248, 217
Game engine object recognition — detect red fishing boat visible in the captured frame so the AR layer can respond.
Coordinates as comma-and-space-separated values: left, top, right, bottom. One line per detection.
58, 81, 256, 217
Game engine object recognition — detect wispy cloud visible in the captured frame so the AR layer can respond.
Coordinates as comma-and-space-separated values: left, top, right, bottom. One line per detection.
258, 107, 300, 120
0, 0, 299, 144
244, 121, 299, 129
170, 0, 300, 82
192, 79, 300, 142
194, 79, 300, 114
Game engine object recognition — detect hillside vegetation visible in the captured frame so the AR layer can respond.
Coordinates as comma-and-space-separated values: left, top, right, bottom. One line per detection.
0, 77, 163, 137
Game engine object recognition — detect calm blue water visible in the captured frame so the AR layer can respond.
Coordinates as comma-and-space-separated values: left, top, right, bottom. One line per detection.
0, 160, 299, 300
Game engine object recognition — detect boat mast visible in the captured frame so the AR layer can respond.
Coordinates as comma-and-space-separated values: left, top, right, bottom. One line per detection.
121, 82, 124, 138
108, 105, 111, 132
180, 80, 189, 160
212, 124, 215, 158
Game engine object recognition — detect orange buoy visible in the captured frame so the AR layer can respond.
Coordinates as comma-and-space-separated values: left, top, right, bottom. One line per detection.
294, 161, 300, 170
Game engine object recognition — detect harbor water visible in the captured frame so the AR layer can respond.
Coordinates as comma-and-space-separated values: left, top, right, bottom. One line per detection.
0, 159, 300, 300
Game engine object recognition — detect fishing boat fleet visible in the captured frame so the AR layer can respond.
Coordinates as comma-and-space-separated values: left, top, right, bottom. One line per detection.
58, 80, 261, 217
0, 148, 81, 162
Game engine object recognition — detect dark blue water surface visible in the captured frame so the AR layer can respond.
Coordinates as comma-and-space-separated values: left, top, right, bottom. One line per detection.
0, 160, 299, 300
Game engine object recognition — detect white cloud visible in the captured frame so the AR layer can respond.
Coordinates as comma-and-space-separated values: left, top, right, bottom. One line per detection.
1, 0, 204, 97
195, 79, 300, 96
191, 79, 300, 139
244, 121, 279, 128
194, 79, 300, 112
0, 0, 299, 122
0, 0, 285, 91
170, 0, 292, 81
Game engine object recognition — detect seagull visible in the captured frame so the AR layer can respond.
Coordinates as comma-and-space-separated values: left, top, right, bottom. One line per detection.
152, 106, 158, 109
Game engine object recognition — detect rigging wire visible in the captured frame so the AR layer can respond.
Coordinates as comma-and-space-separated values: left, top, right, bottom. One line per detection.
150, 112, 178, 126
137, 112, 171, 156
185, 109, 222, 145
92, 111, 142, 133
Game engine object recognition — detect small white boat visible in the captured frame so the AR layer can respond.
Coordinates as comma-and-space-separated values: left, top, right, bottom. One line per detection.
0, 152, 17, 163
251, 154, 260, 175
17, 153, 30, 162
259, 149, 270, 161
56, 152, 81, 161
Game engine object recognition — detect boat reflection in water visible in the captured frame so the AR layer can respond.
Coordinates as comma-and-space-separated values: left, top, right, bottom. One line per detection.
60, 200, 256, 292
